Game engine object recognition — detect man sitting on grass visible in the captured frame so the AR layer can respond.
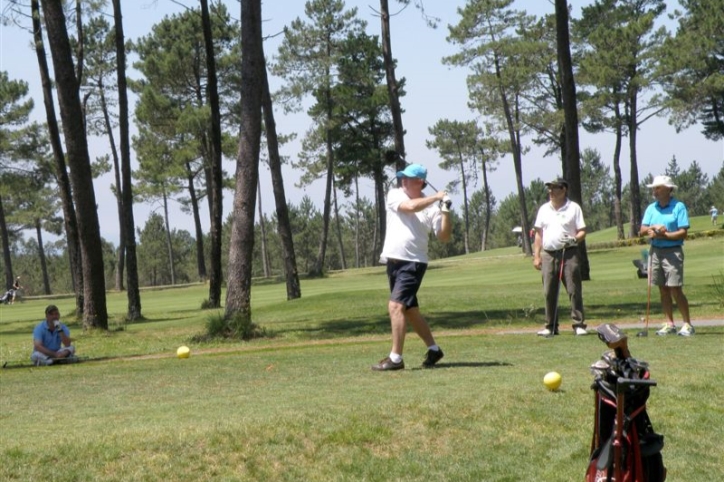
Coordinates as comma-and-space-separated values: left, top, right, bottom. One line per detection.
31, 305, 76, 366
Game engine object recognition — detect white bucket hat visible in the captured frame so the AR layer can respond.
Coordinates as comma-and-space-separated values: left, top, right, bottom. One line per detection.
646, 175, 677, 189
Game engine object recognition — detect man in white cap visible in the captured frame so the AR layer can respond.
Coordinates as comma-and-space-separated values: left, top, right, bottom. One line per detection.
640, 175, 693, 336
709, 205, 718, 226
372, 163, 452, 371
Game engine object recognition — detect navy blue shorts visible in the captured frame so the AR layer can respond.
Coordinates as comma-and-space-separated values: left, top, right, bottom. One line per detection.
387, 259, 427, 309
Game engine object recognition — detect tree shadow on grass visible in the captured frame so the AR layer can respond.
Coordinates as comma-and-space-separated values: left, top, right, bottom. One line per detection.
411, 361, 513, 370
280, 317, 390, 338
426, 311, 518, 329
283, 309, 528, 339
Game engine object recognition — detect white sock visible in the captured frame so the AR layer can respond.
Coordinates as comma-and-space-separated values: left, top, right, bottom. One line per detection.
427, 344, 440, 352
389, 352, 402, 363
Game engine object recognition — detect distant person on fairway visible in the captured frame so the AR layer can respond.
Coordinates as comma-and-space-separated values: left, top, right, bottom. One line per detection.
710, 205, 718, 226
640, 175, 694, 336
10, 276, 22, 304
31, 305, 76, 366
372, 163, 452, 371
532, 177, 588, 337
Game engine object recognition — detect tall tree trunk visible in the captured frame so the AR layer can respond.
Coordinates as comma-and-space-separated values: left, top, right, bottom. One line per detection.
200, 0, 224, 308
354, 176, 361, 268
185, 162, 207, 280
112, 0, 142, 320
256, 178, 270, 278
260, 56, 300, 300
555, 0, 590, 280
457, 150, 470, 254
100, 88, 125, 292
310, 93, 335, 278
496, 69, 531, 256
225, 0, 263, 319
0, 194, 13, 289
379, 0, 406, 176
41, 0, 108, 329
373, 163, 386, 261
482, 158, 491, 252
332, 180, 347, 270
35, 219, 51, 294
628, 95, 642, 237
73, 0, 84, 87
612, 102, 625, 240
31, 0, 84, 314
162, 189, 176, 286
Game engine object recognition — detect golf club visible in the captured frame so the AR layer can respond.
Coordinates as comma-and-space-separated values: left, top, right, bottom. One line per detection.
637, 244, 653, 337
547, 247, 566, 338
613, 377, 658, 482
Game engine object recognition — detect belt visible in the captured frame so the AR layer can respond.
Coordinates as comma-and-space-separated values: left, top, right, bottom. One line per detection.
544, 246, 577, 255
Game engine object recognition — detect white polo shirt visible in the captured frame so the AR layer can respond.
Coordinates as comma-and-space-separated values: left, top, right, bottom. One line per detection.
380, 188, 443, 263
534, 199, 586, 251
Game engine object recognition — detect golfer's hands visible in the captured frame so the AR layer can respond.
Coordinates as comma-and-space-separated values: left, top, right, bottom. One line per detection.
533, 255, 542, 271
560, 233, 577, 248
439, 194, 452, 213
645, 225, 666, 239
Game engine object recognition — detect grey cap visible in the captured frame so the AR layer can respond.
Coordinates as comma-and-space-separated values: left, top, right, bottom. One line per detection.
545, 177, 568, 189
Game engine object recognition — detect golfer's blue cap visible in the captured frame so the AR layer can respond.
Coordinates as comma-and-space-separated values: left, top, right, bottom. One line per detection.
396, 164, 427, 180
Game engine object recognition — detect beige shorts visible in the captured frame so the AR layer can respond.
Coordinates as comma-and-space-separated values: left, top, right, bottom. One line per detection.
650, 246, 684, 287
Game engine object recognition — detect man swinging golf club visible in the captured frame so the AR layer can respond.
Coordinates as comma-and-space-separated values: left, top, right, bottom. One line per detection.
532, 177, 588, 337
372, 163, 452, 371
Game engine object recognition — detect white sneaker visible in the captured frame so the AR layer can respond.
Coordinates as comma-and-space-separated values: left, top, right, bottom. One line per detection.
678, 323, 695, 337
537, 328, 552, 336
574, 327, 588, 336
656, 323, 676, 336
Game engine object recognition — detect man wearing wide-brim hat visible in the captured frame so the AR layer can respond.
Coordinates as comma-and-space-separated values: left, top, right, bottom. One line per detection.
640, 175, 694, 336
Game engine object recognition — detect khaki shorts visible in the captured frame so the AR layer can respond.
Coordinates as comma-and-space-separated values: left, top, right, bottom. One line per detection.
650, 246, 684, 287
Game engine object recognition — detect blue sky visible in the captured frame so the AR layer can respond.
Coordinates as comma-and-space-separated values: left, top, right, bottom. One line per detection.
1, 0, 722, 244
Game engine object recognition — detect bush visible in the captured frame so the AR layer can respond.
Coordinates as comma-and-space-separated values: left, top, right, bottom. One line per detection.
198, 311, 268, 341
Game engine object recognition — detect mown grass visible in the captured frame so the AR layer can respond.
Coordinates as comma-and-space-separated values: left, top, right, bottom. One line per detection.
1, 330, 722, 481
0, 220, 722, 481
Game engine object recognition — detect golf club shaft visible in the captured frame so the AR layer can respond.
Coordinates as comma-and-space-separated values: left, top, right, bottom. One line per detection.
425, 179, 440, 193
551, 247, 566, 334
645, 244, 653, 331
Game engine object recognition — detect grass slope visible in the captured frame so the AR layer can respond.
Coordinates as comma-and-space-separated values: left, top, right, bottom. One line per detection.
0, 219, 722, 481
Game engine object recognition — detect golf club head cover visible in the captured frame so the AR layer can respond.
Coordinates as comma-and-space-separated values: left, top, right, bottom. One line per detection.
596, 324, 630, 359
597, 324, 626, 344
560, 233, 577, 247
440, 195, 452, 213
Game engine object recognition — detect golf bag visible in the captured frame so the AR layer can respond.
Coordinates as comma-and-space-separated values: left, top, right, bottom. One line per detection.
586, 325, 666, 482
0, 290, 12, 304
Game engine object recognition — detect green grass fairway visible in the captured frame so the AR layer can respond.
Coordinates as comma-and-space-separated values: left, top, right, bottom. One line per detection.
0, 229, 722, 481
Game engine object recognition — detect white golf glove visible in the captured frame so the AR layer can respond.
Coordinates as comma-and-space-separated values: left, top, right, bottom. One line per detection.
440, 195, 452, 213
560, 233, 577, 248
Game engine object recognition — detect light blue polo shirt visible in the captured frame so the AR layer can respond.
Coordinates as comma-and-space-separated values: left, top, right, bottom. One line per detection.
642, 197, 689, 248
32, 321, 69, 352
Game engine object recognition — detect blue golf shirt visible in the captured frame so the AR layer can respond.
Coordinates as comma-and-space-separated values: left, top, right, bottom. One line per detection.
642, 197, 689, 248
32, 321, 69, 352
